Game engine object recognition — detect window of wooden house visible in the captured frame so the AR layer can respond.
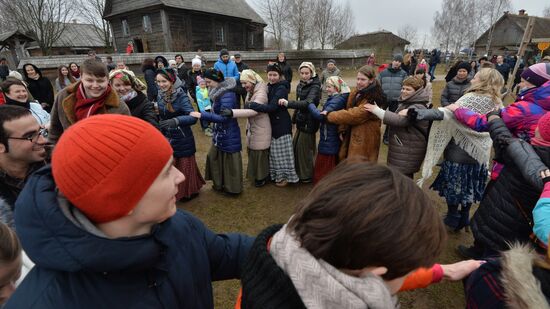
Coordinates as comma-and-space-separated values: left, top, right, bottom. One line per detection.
248, 32, 255, 47
122, 19, 130, 37
216, 26, 225, 44
143, 15, 152, 33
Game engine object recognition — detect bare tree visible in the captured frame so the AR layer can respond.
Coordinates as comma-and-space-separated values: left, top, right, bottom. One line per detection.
0, 0, 77, 55
397, 24, 418, 49
78, 0, 111, 48
481, 0, 512, 55
254, 0, 288, 50
286, 0, 314, 50
328, 0, 355, 48
543, 5, 550, 17
312, 0, 334, 49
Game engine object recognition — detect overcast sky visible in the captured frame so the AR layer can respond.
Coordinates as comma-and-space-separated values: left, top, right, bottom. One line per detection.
248, 0, 549, 49
347, 0, 548, 47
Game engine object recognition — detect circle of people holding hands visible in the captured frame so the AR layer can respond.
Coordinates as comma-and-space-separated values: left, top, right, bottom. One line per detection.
0, 47, 549, 308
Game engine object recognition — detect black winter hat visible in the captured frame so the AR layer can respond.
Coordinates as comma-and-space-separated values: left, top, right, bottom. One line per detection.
266, 63, 283, 75
456, 61, 471, 74
219, 49, 229, 57
203, 68, 225, 82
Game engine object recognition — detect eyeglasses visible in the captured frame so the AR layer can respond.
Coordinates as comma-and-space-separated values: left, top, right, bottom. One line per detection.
7, 127, 48, 144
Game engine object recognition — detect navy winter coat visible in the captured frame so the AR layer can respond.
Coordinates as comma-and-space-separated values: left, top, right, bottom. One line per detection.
249, 80, 292, 139
288, 76, 322, 134
308, 93, 348, 155
201, 78, 242, 153
158, 84, 198, 158
143, 66, 158, 101
7, 166, 254, 309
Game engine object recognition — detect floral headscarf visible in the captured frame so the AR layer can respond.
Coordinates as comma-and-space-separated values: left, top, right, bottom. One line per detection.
325, 76, 350, 94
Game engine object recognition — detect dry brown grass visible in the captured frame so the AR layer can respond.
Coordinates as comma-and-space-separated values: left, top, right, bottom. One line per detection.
179, 70, 474, 309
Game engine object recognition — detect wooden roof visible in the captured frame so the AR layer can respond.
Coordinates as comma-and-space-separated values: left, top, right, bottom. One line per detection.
475, 13, 550, 45
103, 0, 266, 25
335, 31, 409, 49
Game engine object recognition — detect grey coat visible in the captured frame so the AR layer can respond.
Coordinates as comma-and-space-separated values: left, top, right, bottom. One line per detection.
440, 77, 471, 106
383, 87, 430, 175
378, 67, 407, 102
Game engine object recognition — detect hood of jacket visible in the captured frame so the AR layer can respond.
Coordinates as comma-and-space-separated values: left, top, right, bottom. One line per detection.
210, 77, 236, 102
518, 80, 550, 111
22, 63, 42, 80
14, 166, 163, 273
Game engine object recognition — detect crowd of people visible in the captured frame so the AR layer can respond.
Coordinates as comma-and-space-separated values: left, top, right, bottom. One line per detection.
0, 46, 549, 308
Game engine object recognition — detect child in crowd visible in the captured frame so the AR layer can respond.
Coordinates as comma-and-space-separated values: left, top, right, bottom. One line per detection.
195, 76, 212, 136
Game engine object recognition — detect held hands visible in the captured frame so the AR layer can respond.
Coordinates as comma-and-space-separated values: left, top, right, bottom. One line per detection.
398, 109, 408, 117
189, 111, 202, 119
363, 101, 378, 113
541, 169, 550, 184
441, 260, 485, 281
159, 118, 179, 130
486, 109, 502, 122
445, 103, 459, 112
278, 98, 288, 106
220, 108, 233, 117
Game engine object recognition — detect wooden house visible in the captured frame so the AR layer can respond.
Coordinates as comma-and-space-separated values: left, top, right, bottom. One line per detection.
335, 30, 410, 62
103, 0, 266, 53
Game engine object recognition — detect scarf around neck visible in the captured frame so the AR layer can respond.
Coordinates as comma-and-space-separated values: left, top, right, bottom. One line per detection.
418, 92, 499, 186
74, 83, 112, 121
270, 224, 399, 309
5, 95, 31, 109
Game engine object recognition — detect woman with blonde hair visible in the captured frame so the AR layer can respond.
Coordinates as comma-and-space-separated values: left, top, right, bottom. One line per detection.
220, 69, 272, 187
403, 68, 504, 232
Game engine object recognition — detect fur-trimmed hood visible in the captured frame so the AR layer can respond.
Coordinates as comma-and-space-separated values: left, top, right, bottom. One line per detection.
209, 77, 236, 102
501, 244, 550, 308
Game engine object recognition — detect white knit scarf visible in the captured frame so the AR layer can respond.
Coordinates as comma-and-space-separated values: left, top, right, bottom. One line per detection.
270, 225, 399, 309
418, 92, 500, 186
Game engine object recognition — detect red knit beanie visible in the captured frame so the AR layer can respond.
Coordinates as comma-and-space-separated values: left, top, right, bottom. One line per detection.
52, 114, 173, 223
538, 112, 550, 142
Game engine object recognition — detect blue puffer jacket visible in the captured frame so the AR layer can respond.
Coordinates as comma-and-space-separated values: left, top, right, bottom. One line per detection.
308, 93, 349, 155
7, 166, 254, 309
157, 79, 198, 158
201, 78, 242, 153
214, 59, 240, 79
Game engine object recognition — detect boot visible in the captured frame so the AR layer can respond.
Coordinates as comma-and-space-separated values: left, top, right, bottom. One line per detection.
443, 204, 460, 230
455, 203, 471, 232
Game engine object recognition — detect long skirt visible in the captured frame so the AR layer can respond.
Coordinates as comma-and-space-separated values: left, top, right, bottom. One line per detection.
430, 160, 488, 205
293, 130, 316, 181
270, 135, 299, 183
174, 155, 205, 199
247, 148, 270, 181
313, 153, 337, 185
205, 146, 243, 194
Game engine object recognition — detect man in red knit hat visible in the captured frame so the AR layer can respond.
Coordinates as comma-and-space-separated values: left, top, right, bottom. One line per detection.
6, 114, 253, 308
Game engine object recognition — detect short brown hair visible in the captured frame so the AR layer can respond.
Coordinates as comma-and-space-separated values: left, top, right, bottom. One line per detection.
288, 160, 446, 280
0, 77, 26, 94
403, 76, 424, 90
357, 65, 377, 79
80, 59, 108, 77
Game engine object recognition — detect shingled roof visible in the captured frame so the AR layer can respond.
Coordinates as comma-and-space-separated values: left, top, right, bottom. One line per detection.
476, 13, 550, 45
103, 0, 266, 25
335, 30, 409, 49
25, 23, 105, 50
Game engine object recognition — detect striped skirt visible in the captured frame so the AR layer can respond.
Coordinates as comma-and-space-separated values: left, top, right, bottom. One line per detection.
174, 155, 205, 200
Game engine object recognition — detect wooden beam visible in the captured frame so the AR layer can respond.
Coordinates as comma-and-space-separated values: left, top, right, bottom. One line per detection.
506, 16, 535, 99
160, 9, 173, 52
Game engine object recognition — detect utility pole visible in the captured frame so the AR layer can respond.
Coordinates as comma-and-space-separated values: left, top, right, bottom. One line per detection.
506, 16, 534, 98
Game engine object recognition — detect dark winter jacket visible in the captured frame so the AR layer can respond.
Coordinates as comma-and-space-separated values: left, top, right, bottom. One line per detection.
200, 78, 242, 153
277, 61, 293, 84
158, 81, 197, 158
471, 118, 550, 253
249, 80, 292, 139
465, 244, 550, 309
177, 63, 189, 83
440, 77, 471, 106
186, 69, 203, 102
288, 76, 322, 134
384, 87, 430, 175
7, 166, 254, 309
236, 62, 249, 73
23, 64, 54, 112
126, 91, 159, 129
143, 66, 158, 101
0, 64, 9, 81
378, 67, 407, 102
308, 93, 348, 155
495, 62, 511, 82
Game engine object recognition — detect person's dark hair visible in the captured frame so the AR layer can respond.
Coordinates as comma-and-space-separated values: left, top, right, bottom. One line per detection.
57, 65, 76, 89
141, 58, 155, 72
479, 56, 488, 62
414, 67, 427, 86
22, 63, 41, 80
106, 56, 113, 61
80, 59, 108, 77
0, 223, 21, 265
357, 65, 377, 79
0, 78, 26, 94
287, 160, 447, 280
0, 105, 32, 150
175, 54, 183, 61
266, 63, 283, 77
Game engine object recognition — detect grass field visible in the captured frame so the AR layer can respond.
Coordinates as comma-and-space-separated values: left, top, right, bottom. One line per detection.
178, 69, 478, 308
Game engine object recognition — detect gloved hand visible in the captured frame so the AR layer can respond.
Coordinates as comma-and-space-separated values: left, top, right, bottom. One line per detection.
243, 102, 251, 109
159, 118, 179, 130
220, 108, 233, 117
407, 108, 418, 121
247, 102, 260, 111
486, 109, 501, 121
